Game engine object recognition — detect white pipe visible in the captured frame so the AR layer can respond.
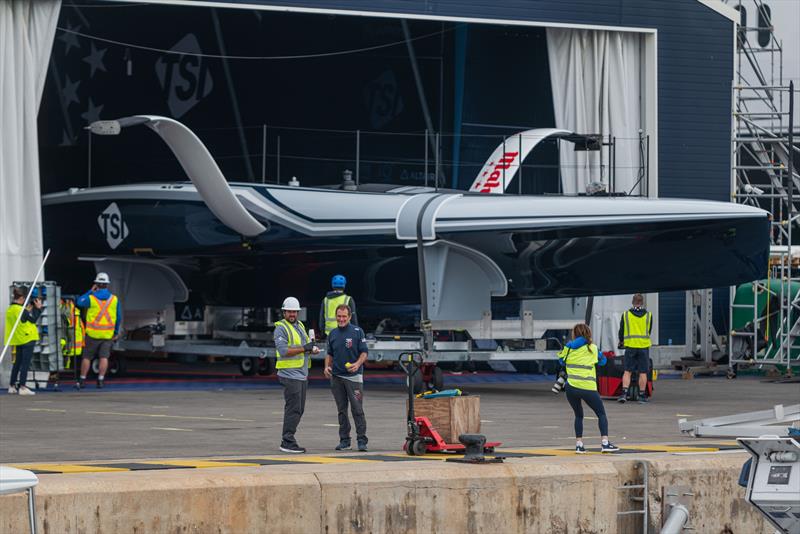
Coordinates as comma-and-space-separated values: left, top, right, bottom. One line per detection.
659, 503, 689, 534
0, 250, 50, 366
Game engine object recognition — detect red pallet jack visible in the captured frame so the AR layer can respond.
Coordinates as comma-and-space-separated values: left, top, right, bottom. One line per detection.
399, 352, 501, 456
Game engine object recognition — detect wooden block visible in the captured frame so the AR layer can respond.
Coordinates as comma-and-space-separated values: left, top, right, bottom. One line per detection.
413, 396, 481, 443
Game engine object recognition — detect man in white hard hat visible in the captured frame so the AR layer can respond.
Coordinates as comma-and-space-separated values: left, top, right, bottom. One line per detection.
75, 272, 121, 389
274, 296, 319, 453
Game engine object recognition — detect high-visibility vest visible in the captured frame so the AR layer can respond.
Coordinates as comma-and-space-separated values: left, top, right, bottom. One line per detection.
275, 319, 310, 369
4, 304, 39, 346
622, 311, 652, 349
64, 300, 84, 356
559, 343, 600, 391
323, 293, 351, 335
85, 294, 118, 340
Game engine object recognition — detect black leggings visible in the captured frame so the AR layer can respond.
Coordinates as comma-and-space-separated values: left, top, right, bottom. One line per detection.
565, 383, 608, 438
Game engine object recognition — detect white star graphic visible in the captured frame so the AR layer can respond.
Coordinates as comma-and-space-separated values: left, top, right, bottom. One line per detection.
62, 75, 81, 107
81, 98, 104, 125
82, 43, 107, 78
58, 23, 81, 56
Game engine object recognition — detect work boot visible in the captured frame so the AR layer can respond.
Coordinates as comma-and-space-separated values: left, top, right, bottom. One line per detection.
357, 440, 368, 452
335, 440, 352, 451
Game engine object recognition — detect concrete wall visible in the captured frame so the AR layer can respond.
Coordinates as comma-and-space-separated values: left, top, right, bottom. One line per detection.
0, 453, 772, 533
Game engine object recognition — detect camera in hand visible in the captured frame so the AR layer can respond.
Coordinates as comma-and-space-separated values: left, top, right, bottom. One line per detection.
551, 370, 567, 394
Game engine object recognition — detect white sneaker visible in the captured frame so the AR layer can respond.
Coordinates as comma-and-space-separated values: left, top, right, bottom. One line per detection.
7, 386, 17, 395
17, 386, 35, 396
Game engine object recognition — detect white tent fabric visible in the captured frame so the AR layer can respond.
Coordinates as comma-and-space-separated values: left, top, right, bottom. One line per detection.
547, 28, 643, 351
547, 28, 641, 195
0, 0, 61, 383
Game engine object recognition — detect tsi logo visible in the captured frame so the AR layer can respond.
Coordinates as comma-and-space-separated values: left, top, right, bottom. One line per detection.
155, 34, 214, 118
98, 202, 129, 250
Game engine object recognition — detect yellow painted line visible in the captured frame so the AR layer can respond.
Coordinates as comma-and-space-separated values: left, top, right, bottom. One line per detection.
139, 460, 261, 468
26, 408, 66, 413
261, 456, 378, 464
500, 448, 582, 457
10, 464, 129, 473
86, 411, 254, 422
622, 445, 719, 453
385, 453, 484, 460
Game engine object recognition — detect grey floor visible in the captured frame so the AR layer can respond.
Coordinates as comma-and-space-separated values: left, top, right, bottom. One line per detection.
0, 375, 795, 463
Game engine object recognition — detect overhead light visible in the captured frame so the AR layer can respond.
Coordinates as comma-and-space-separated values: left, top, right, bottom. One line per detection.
86, 116, 152, 135
86, 120, 121, 135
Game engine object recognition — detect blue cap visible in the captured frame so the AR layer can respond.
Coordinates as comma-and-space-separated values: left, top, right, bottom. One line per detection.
331, 274, 346, 288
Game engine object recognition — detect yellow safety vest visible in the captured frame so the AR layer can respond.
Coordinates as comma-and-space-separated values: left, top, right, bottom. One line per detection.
64, 300, 84, 357
275, 319, 311, 369
623, 311, 652, 349
559, 343, 600, 391
85, 294, 118, 340
4, 303, 39, 346
323, 293, 351, 335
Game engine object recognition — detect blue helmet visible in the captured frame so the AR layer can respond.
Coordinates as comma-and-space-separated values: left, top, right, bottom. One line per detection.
331, 274, 346, 289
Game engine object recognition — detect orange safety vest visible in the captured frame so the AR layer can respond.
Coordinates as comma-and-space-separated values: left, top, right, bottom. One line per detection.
85, 294, 118, 340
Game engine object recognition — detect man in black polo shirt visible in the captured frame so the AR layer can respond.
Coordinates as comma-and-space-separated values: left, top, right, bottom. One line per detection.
324, 303, 369, 452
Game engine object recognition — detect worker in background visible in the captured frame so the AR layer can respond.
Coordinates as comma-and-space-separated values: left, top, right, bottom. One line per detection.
275, 296, 319, 453
617, 293, 653, 403
75, 272, 121, 389
324, 304, 369, 452
320, 274, 357, 337
60, 298, 84, 371
559, 323, 619, 454
4, 287, 42, 396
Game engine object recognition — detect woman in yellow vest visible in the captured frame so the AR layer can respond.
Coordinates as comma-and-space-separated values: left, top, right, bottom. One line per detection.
4, 287, 42, 396
558, 323, 620, 454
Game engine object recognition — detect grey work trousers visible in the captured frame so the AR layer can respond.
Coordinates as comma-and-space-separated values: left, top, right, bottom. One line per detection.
331, 376, 367, 443
279, 377, 307, 447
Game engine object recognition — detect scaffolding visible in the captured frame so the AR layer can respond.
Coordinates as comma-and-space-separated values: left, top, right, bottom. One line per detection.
729, 0, 799, 377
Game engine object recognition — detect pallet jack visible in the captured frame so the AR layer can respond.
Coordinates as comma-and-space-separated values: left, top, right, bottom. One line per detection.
399, 352, 501, 456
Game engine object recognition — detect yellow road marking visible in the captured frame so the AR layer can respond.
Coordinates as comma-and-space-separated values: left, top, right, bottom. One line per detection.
10, 464, 128, 473
385, 453, 470, 460
86, 410, 254, 422
261, 456, 378, 464
140, 460, 261, 468
622, 445, 718, 453
151, 427, 193, 432
26, 408, 66, 413
501, 448, 582, 457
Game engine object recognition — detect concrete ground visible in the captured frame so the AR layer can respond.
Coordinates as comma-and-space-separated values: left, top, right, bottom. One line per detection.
0, 373, 793, 463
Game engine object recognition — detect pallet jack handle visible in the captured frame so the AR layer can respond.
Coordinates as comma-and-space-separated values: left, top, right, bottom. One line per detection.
399, 351, 424, 440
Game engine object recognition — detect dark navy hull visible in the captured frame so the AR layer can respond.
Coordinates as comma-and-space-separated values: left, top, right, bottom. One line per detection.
43, 183, 769, 307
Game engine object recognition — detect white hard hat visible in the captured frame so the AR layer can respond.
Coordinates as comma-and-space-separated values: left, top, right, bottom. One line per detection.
281, 296, 301, 311
94, 272, 111, 284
